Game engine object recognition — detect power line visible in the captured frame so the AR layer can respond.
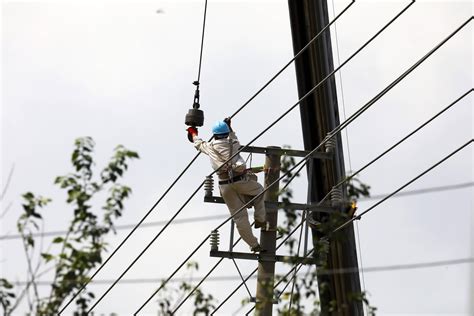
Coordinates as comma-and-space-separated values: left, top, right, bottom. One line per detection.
0, 214, 228, 241
361, 181, 473, 201
133, 3, 417, 314
1, 181, 471, 242
335, 139, 473, 232
197, 17, 474, 313
329, 89, 473, 203
57, 3, 357, 313
259, 141, 474, 314
242, 141, 473, 313
211, 221, 306, 315
12, 257, 472, 286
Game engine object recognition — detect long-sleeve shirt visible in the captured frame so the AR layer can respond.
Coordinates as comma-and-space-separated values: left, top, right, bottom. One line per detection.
193, 131, 247, 179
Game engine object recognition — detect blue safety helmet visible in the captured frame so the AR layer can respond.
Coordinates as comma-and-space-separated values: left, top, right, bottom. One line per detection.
212, 120, 230, 135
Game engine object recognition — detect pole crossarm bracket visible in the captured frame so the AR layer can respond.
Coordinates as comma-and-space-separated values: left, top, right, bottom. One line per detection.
240, 145, 333, 160
204, 196, 337, 214
210, 250, 317, 265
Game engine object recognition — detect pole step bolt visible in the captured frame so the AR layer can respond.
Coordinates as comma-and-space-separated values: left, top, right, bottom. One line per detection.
325, 133, 336, 153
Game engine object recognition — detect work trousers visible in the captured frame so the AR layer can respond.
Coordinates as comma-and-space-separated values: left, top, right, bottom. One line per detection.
219, 177, 266, 249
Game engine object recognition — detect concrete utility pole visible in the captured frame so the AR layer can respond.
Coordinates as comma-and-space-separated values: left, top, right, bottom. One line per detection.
287, 1, 363, 315
255, 147, 281, 316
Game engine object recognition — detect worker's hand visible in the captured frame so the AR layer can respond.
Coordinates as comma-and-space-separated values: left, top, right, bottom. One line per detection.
223, 117, 233, 131
186, 127, 198, 142
223, 117, 231, 127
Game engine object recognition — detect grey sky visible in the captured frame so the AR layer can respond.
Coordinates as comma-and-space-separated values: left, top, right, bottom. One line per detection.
1, 0, 473, 315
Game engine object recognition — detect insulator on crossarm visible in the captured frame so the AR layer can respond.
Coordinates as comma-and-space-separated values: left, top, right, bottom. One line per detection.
204, 176, 214, 197
330, 186, 343, 207
210, 229, 219, 252
324, 133, 336, 153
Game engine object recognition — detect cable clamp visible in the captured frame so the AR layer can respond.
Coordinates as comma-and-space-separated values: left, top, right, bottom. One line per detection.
192, 81, 200, 109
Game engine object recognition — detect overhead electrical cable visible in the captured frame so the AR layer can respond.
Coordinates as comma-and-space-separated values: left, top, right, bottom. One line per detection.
265, 140, 474, 310
284, 88, 472, 209
334, 139, 473, 232
183, 17, 473, 313
134, 5, 459, 314
215, 86, 473, 312
245, 249, 316, 316
84, 2, 403, 313
171, 216, 307, 314
210, 221, 307, 315
1, 179, 472, 242
13, 256, 473, 287
57, 3, 357, 313
362, 181, 473, 200
241, 140, 473, 315
99, 4, 471, 314
288, 213, 306, 311
128, 1, 418, 314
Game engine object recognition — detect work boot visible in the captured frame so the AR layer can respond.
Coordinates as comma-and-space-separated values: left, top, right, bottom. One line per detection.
254, 220, 269, 230
250, 244, 264, 253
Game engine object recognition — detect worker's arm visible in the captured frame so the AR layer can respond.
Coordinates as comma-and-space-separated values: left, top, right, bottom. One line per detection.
187, 127, 213, 155
223, 117, 240, 143
193, 136, 213, 155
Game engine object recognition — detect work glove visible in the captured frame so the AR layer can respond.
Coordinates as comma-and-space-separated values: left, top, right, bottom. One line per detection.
186, 127, 198, 142
223, 117, 233, 131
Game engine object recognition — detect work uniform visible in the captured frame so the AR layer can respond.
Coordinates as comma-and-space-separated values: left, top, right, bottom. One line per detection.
193, 132, 265, 249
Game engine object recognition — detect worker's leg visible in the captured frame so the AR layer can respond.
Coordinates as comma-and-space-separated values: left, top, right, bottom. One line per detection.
233, 179, 266, 223
219, 184, 259, 248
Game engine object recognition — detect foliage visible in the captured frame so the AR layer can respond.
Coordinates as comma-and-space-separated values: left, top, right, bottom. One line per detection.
1, 137, 139, 315
0, 279, 16, 315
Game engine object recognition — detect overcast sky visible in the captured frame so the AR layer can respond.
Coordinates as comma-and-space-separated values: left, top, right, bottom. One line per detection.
1, 0, 473, 315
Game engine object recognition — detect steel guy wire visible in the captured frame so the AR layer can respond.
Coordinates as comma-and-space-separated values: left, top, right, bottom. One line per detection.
231, 258, 253, 300
170, 231, 245, 314
288, 212, 306, 311
185, 17, 473, 314
174, 218, 304, 315
57, 4, 356, 312
1, 180, 472, 241
245, 249, 316, 316
334, 139, 473, 232
86, 3, 410, 313
196, 0, 208, 84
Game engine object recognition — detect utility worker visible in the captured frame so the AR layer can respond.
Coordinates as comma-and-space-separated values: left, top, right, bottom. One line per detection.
186, 118, 266, 252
